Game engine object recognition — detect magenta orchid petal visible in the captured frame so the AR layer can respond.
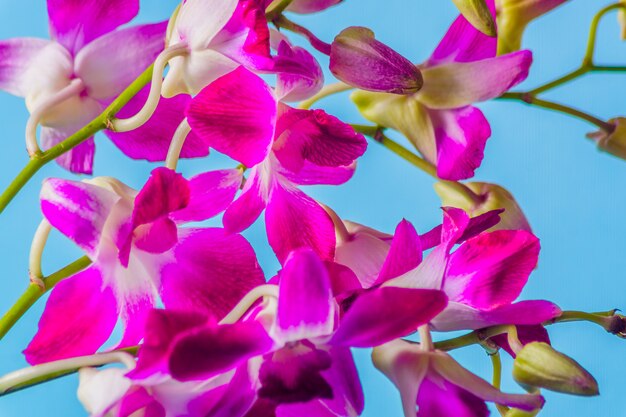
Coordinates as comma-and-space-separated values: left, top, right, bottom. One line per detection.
375, 219, 422, 285
41, 129, 97, 174
266, 183, 336, 262
418, 50, 533, 109
47, 0, 139, 53
441, 206, 470, 245
431, 106, 490, 181
274, 41, 324, 102
0, 38, 51, 96
133, 217, 179, 254
282, 161, 356, 186
275, 249, 334, 342
117, 387, 165, 417
75, 22, 166, 100
24, 267, 117, 364
330, 27, 422, 94
223, 166, 268, 233
419, 209, 504, 251
171, 169, 243, 223
286, 0, 342, 13
131, 167, 190, 228
118, 294, 155, 349
324, 261, 363, 301
331, 287, 448, 347
186, 67, 276, 167
169, 321, 273, 381
416, 376, 489, 417
160, 228, 265, 319
444, 230, 540, 310
188, 367, 257, 417
40, 178, 120, 258
320, 347, 364, 416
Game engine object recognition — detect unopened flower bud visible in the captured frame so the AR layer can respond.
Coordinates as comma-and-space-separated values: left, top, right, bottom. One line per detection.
451, 0, 497, 36
587, 117, 626, 160
504, 408, 540, 417
330, 27, 423, 95
434, 181, 531, 232
512, 342, 599, 396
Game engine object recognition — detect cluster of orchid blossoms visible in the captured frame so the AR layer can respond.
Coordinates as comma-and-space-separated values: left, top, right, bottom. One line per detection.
1, 0, 626, 416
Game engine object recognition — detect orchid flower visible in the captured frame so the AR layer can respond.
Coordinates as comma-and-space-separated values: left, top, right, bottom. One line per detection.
128, 249, 447, 417
186, 67, 367, 262
24, 167, 264, 364
162, 0, 273, 98
373, 340, 545, 417
0, 0, 209, 174
351, 7, 532, 180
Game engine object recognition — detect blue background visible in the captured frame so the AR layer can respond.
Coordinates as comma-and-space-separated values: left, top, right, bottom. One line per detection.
1, 1, 625, 416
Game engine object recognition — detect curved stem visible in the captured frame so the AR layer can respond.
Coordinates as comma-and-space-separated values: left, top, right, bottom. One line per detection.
0, 64, 155, 216
274, 15, 332, 55
219, 285, 279, 325
419, 325, 433, 351
298, 82, 353, 110
25, 79, 85, 156
491, 353, 510, 416
0, 256, 92, 341
584, 2, 626, 67
265, 0, 295, 21
28, 219, 52, 281
529, 66, 589, 96
165, 118, 191, 170
111, 43, 188, 132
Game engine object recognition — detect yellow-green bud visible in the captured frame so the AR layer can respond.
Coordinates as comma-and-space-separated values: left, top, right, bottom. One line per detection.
588, 118, 626, 160
451, 0, 497, 37
512, 342, 599, 396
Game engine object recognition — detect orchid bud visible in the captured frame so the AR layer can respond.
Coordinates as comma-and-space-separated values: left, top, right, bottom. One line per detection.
286, 0, 343, 13
504, 408, 541, 417
587, 118, 626, 160
512, 342, 599, 396
451, 0, 497, 37
330, 27, 423, 95
434, 181, 531, 232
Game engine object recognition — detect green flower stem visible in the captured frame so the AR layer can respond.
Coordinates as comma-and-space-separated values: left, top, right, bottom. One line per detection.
351, 124, 484, 205
0, 64, 154, 216
491, 352, 510, 416
584, 2, 626, 67
265, 0, 295, 21
298, 82, 353, 110
498, 92, 613, 132
0, 256, 92, 341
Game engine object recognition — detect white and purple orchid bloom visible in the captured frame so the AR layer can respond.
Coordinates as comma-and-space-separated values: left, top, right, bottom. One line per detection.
24, 167, 264, 364
351, 5, 532, 180
186, 67, 367, 263
373, 340, 545, 417
162, 0, 274, 98
122, 249, 447, 417
0, 0, 210, 174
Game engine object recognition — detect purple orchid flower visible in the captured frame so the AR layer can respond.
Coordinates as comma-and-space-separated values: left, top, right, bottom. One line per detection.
351, 5, 532, 180
0, 0, 210, 174
373, 339, 545, 417
125, 249, 447, 417
186, 67, 367, 263
24, 167, 264, 364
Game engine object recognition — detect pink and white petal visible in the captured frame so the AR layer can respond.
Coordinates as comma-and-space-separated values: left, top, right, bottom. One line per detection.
118, 293, 155, 349
186, 67, 276, 167
274, 41, 324, 102
419, 209, 504, 251
160, 228, 265, 319
132, 167, 190, 227
444, 230, 540, 310
47, 0, 139, 53
275, 249, 334, 342
416, 376, 489, 417
41, 178, 120, 257
75, 22, 167, 100
426, 3, 496, 66
0, 38, 51, 96
24, 267, 118, 364
431, 106, 490, 181
441, 206, 470, 245
417, 50, 533, 109
171, 169, 243, 223
430, 300, 562, 331
335, 231, 390, 289
223, 167, 269, 233
320, 347, 364, 417
169, 321, 273, 381
104, 88, 210, 162
175, 0, 239, 50
331, 287, 447, 347
375, 219, 422, 286
384, 243, 448, 291
266, 184, 336, 263
286, 0, 342, 13
281, 161, 355, 186
432, 352, 545, 411
77, 368, 132, 417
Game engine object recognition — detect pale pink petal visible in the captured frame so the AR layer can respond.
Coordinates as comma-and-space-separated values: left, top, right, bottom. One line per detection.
286, 0, 342, 13
47, 0, 139, 53
266, 183, 335, 262
24, 267, 118, 364
171, 169, 243, 223
169, 321, 273, 381
274, 41, 324, 102
275, 249, 334, 342
444, 230, 540, 310
77, 368, 131, 417
0, 38, 51, 96
160, 228, 265, 319
174, 0, 238, 50
75, 22, 166, 100
40, 178, 120, 257
375, 219, 422, 285
331, 287, 447, 347
222, 166, 268, 233
335, 229, 390, 289
104, 88, 210, 162
186, 67, 276, 167
418, 50, 532, 109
